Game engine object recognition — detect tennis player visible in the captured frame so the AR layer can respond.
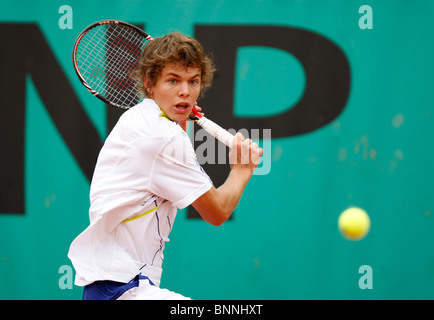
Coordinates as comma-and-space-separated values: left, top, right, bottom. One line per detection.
68, 32, 263, 300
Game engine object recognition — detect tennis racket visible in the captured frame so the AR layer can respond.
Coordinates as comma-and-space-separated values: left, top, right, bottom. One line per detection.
72, 19, 235, 148
189, 109, 235, 148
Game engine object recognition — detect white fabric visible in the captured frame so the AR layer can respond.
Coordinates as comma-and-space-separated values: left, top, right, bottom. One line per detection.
68, 99, 212, 288
117, 278, 191, 300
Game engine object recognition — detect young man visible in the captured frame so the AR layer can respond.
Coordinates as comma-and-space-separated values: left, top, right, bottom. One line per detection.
68, 32, 262, 300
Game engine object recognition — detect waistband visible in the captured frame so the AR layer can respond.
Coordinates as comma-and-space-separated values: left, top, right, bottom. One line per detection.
83, 274, 154, 300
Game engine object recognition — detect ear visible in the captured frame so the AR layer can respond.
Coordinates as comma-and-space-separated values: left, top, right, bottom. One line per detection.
143, 78, 153, 96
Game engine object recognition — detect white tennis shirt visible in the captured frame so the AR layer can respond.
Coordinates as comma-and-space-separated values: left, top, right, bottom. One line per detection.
68, 99, 212, 287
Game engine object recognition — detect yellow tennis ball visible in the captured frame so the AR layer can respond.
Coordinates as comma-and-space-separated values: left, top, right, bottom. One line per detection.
338, 207, 370, 240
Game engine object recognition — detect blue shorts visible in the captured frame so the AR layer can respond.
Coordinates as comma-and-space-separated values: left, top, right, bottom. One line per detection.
83, 274, 155, 300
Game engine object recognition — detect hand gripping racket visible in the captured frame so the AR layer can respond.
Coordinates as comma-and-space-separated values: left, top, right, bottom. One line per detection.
72, 19, 235, 147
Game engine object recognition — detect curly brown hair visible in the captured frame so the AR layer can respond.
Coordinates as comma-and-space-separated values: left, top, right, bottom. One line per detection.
131, 32, 216, 98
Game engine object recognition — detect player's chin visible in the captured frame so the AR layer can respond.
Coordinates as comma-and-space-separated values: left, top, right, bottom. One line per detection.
171, 114, 190, 123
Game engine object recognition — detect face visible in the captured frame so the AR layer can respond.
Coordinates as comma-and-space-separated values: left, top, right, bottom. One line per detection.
148, 63, 201, 123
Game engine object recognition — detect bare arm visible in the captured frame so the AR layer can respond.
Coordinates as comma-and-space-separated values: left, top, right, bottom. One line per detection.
192, 133, 263, 226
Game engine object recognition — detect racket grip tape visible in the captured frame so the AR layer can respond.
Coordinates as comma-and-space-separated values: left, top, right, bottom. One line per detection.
196, 117, 234, 148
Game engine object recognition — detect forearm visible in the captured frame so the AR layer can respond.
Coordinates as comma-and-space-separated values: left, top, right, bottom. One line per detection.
216, 167, 252, 216
192, 168, 252, 226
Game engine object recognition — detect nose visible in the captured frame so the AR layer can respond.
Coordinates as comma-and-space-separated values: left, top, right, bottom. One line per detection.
178, 81, 190, 97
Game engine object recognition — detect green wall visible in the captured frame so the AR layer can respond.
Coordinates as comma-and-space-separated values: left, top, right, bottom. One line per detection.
0, 0, 433, 299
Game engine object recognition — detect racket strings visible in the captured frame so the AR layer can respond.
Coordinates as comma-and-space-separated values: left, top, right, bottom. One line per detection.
76, 24, 149, 108
105, 26, 144, 106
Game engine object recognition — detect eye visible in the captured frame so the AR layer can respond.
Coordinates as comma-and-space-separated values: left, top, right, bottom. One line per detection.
168, 78, 177, 84
190, 79, 200, 85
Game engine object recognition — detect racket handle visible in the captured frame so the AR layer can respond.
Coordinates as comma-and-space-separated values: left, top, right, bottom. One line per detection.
196, 117, 234, 148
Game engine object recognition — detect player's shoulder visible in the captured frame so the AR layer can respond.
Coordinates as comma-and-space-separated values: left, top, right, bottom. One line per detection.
122, 99, 184, 139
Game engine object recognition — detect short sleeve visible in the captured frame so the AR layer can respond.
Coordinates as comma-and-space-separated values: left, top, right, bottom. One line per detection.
149, 132, 212, 209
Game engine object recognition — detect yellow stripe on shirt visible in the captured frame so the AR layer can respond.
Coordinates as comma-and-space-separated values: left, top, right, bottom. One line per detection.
121, 205, 160, 223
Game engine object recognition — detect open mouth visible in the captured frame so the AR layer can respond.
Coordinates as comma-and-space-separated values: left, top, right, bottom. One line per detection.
174, 103, 190, 113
